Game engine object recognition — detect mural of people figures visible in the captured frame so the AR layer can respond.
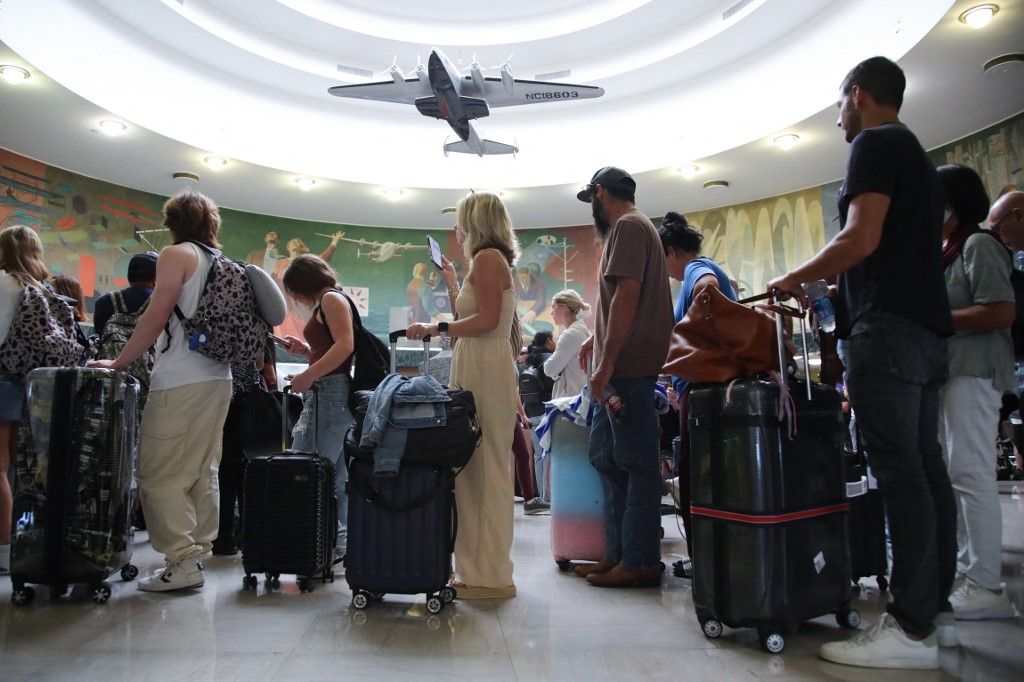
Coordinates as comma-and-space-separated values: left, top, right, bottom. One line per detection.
273, 231, 345, 339
514, 264, 550, 333
406, 262, 431, 324
246, 229, 285, 273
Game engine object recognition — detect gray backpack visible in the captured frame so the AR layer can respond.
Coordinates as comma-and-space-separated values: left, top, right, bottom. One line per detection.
97, 291, 154, 405
0, 281, 83, 379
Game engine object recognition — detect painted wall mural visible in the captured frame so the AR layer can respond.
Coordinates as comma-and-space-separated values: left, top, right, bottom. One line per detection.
0, 112, 1018, 341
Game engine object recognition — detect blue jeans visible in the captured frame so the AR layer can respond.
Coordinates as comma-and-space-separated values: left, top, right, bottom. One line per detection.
529, 416, 548, 503
845, 312, 955, 638
588, 375, 662, 568
291, 374, 354, 554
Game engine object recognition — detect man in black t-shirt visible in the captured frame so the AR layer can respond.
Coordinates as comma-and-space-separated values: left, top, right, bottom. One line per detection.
92, 252, 158, 336
769, 57, 955, 670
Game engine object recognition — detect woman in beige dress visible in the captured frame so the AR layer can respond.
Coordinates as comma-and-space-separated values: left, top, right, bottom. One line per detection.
407, 192, 519, 599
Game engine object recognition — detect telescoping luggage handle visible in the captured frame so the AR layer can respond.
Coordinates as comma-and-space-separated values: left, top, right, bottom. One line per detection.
281, 384, 318, 453
388, 329, 432, 376
738, 293, 813, 400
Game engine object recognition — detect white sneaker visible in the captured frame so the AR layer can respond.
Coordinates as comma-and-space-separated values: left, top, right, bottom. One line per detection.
934, 611, 958, 648
950, 577, 1015, 620
819, 613, 939, 669
138, 559, 205, 592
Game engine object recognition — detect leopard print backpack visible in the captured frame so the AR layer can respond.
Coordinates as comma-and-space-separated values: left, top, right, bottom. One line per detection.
166, 240, 269, 365
0, 282, 84, 378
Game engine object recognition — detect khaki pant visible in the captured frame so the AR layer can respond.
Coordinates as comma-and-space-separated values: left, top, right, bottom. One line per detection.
138, 380, 232, 564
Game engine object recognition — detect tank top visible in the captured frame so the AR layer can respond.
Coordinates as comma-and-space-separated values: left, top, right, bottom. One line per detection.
306, 291, 352, 377
149, 243, 232, 391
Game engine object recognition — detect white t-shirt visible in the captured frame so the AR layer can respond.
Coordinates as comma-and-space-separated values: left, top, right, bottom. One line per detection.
0, 270, 24, 346
149, 243, 232, 392
544, 318, 590, 399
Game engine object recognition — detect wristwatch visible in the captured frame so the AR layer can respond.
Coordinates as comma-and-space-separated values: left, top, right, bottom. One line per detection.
437, 322, 449, 338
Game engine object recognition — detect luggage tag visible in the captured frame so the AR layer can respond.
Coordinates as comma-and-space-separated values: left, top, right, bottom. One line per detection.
189, 328, 212, 351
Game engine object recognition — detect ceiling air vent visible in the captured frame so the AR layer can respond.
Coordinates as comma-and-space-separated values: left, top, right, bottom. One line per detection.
723, 0, 756, 20
337, 64, 374, 79
984, 53, 1024, 77
536, 69, 571, 81
172, 171, 200, 182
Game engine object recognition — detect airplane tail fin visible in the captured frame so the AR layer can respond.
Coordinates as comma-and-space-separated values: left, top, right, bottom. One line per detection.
443, 138, 518, 157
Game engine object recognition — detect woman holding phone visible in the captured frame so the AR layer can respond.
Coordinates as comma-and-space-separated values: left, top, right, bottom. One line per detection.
280, 254, 355, 561
407, 192, 520, 600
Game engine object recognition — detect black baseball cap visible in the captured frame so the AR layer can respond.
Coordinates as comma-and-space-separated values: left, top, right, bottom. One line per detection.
577, 166, 636, 202
127, 251, 158, 283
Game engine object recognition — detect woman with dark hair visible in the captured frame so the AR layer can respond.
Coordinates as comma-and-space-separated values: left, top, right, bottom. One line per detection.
88, 189, 232, 592
406, 192, 520, 599
659, 211, 737, 578
936, 163, 1016, 621
48, 274, 86, 323
279, 254, 355, 560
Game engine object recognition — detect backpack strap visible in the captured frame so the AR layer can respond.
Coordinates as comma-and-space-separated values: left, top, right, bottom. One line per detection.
316, 288, 363, 343
112, 290, 127, 315
163, 241, 216, 353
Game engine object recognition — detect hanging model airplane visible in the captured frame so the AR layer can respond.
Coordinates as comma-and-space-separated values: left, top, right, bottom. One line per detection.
328, 48, 604, 157
316, 233, 427, 263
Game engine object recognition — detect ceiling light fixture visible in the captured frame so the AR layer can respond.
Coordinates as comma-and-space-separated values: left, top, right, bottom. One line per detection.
172, 171, 200, 182
441, 207, 457, 215
773, 133, 800, 150
204, 155, 228, 170
703, 180, 729, 190
98, 119, 128, 137
380, 187, 405, 200
294, 177, 317, 191
959, 4, 999, 28
677, 164, 700, 179
0, 65, 30, 84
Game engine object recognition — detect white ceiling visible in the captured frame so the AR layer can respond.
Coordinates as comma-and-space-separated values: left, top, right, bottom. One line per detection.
0, 0, 1022, 229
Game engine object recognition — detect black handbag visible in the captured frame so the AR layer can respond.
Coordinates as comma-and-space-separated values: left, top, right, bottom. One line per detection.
232, 388, 303, 457
344, 389, 481, 469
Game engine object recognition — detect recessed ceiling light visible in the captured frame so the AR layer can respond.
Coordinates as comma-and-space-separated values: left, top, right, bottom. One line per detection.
98, 119, 128, 137
204, 155, 228, 170
773, 133, 800, 150
0, 65, 30, 84
172, 171, 200, 182
294, 177, 317, 191
959, 4, 999, 28
676, 164, 700, 179
380, 187, 405, 200
703, 180, 729, 190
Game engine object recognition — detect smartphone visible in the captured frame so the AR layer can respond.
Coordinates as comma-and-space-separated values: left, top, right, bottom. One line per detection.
426, 234, 444, 270
268, 333, 291, 350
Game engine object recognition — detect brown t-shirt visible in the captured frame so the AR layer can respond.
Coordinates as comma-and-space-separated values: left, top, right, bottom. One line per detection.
594, 208, 673, 378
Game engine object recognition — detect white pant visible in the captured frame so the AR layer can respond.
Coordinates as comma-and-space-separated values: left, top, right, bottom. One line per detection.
939, 375, 1003, 589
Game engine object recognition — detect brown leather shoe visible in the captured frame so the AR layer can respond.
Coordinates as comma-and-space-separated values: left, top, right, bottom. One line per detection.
586, 563, 663, 588
572, 559, 617, 578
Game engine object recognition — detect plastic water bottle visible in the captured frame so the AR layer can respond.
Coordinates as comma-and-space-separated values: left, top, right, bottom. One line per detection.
805, 280, 836, 333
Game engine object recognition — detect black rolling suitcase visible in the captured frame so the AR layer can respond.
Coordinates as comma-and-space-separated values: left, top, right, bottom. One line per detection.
11, 368, 140, 606
845, 441, 889, 591
688, 297, 857, 654
344, 331, 462, 615
240, 386, 337, 593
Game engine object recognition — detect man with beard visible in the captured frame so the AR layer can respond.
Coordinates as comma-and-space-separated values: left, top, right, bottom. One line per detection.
574, 166, 673, 588
768, 57, 954, 669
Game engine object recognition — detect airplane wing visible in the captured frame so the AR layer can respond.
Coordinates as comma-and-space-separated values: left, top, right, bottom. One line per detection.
460, 77, 603, 107
328, 78, 432, 104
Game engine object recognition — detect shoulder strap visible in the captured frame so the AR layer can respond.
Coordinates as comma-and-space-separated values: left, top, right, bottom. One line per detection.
317, 288, 363, 343
112, 290, 127, 314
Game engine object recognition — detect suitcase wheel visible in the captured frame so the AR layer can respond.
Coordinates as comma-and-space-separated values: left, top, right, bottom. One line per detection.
90, 583, 112, 605
297, 577, 315, 593
242, 575, 258, 591
701, 618, 723, 639
352, 592, 370, 610
120, 564, 139, 582
11, 586, 35, 607
836, 608, 861, 630
321, 570, 336, 584
425, 595, 443, 615
556, 560, 572, 572
758, 631, 785, 654
439, 586, 456, 604
266, 574, 281, 590
877, 576, 889, 592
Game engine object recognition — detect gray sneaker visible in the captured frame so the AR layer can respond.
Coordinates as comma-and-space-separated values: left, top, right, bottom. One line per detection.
523, 498, 550, 515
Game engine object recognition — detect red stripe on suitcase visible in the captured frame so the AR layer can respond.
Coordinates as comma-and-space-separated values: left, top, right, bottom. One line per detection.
691, 503, 849, 525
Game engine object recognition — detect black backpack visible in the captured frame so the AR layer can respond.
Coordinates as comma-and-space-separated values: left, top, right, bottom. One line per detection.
519, 364, 553, 417
317, 289, 390, 400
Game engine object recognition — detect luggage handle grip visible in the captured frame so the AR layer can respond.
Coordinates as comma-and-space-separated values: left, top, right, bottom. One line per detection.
388, 329, 432, 375
772, 300, 813, 400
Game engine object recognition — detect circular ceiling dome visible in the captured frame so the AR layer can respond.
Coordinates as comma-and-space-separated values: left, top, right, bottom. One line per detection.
0, 0, 951, 191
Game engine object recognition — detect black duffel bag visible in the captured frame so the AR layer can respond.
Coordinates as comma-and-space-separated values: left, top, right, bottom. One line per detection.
230, 387, 303, 457
344, 388, 482, 469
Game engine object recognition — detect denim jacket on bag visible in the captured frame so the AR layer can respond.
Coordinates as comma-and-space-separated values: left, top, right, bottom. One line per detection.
360, 373, 450, 476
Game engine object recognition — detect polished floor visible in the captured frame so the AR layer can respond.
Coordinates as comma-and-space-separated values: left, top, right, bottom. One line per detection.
0, 492, 1022, 681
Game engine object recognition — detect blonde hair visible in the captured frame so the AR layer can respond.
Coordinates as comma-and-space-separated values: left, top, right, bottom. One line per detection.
0, 225, 48, 286
552, 288, 591, 316
287, 238, 309, 255
457, 192, 520, 266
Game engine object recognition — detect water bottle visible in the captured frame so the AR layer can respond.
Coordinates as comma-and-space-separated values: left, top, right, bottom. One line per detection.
805, 280, 836, 333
